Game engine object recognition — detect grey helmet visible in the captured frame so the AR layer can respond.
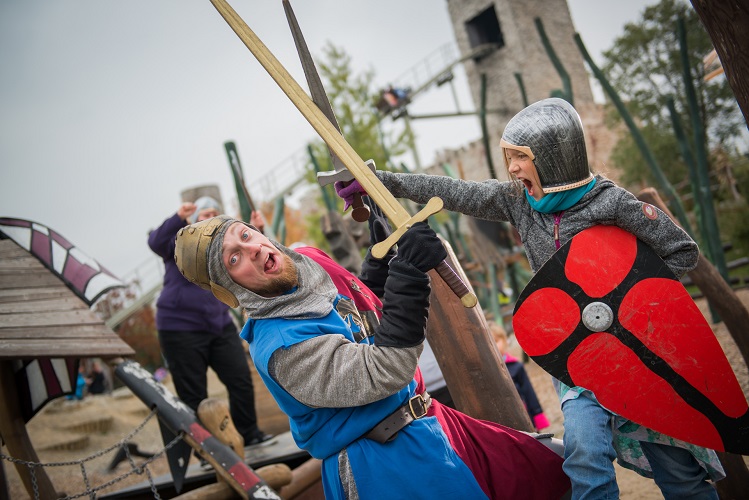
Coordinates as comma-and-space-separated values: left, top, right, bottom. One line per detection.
500, 98, 593, 193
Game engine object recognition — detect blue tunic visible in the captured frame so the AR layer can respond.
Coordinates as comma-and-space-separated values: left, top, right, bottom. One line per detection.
240, 299, 487, 500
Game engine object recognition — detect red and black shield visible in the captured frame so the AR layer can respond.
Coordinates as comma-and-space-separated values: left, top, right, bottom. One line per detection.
513, 225, 749, 454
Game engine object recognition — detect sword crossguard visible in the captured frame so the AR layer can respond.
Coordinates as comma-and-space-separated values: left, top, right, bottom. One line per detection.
318, 159, 375, 222
372, 197, 444, 259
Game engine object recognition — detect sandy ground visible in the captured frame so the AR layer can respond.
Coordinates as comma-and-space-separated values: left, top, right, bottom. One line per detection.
3, 291, 749, 499
2, 361, 291, 499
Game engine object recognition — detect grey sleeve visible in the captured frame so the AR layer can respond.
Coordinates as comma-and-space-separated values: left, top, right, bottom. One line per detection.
614, 188, 699, 277
268, 335, 423, 408
377, 170, 520, 223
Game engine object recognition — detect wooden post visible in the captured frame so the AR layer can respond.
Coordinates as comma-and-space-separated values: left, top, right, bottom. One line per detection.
0, 361, 59, 500
689, 0, 749, 128
277, 459, 323, 500
426, 239, 534, 431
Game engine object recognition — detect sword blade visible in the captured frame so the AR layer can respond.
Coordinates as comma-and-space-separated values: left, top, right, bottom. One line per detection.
209, 0, 477, 308
282, 0, 350, 181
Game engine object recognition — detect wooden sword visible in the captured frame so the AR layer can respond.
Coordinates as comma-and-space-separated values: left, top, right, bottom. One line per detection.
209, 0, 477, 308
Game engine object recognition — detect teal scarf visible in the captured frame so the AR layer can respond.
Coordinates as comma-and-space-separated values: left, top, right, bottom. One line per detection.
525, 178, 596, 214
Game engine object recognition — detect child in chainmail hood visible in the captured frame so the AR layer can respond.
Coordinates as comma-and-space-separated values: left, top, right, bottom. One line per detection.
337, 98, 723, 498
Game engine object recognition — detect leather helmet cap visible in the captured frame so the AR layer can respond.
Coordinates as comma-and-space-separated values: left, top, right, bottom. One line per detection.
500, 98, 593, 192
174, 215, 240, 308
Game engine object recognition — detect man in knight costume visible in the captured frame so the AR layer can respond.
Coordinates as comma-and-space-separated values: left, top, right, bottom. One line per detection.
174, 214, 571, 499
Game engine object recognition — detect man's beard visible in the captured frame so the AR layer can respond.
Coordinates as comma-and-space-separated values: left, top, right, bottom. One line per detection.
255, 254, 298, 297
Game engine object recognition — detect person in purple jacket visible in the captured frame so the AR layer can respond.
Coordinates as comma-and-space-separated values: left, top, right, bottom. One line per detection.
148, 196, 270, 448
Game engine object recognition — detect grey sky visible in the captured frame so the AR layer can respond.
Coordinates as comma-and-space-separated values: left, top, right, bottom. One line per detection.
0, 0, 656, 280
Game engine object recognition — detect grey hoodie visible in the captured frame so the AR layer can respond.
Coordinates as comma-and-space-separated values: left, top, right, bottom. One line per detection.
377, 172, 698, 277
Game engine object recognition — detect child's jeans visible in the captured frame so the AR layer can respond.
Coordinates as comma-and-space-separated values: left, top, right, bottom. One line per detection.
561, 392, 718, 500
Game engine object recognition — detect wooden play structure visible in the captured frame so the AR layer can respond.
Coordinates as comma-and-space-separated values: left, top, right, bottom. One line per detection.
0, 217, 135, 498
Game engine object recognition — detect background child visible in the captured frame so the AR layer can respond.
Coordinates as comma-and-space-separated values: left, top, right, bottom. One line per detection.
489, 323, 550, 432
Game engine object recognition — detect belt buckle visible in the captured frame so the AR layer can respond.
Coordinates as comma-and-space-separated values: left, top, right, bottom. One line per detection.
408, 394, 428, 419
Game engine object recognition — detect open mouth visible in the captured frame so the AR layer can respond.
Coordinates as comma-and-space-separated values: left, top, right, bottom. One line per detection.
521, 179, 534, 195
264, 253, 276, 273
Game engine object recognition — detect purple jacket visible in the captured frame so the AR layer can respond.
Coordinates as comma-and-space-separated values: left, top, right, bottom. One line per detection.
147, 213, 234, 333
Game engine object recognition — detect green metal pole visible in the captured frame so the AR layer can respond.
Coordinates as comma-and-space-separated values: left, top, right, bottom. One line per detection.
479, 73, 498, 179
667, 97, 720, 323
514, 73, 529, 107
535, 18, 573, 105
574, 33, 695, 238
487, 262, 503, 327
666, 98, 706, 246
224, 141, 255, 222
676, 17, 728, 281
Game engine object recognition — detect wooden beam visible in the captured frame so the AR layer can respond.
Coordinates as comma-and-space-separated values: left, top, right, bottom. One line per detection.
0, 338, 134, 359
426, 238, 534, 430
690, 0, 749, 127
0, 361, 59, 499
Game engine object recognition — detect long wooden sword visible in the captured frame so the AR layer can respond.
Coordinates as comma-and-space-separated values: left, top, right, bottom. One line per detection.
210, 0, 477, 308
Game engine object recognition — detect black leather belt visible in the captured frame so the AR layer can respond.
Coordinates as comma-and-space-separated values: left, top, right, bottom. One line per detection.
364, 391, 431, 443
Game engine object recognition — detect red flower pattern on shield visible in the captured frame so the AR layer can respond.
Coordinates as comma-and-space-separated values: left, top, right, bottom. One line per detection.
514, 225, 748, 452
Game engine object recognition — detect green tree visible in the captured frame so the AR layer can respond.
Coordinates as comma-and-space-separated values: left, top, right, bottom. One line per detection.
601, 0, 745, 189
600, 0, 749, 262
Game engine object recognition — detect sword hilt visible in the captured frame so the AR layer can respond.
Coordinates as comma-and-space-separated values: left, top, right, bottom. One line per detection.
433, 262, 478, 308
372, 197, 478, 308
351, 192, 370, 222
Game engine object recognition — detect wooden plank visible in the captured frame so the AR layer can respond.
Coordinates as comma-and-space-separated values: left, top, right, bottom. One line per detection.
0, 241, 32, 259
0, 286, 69, 303
0, 296, 86, 314
1, 308, 104, 328
0, 239, 135, 359
0, 272, 61, 288
0, 338, 134, 359
0, 254, 46, 269
0, 324, 120, 340
0, 267, 56, 278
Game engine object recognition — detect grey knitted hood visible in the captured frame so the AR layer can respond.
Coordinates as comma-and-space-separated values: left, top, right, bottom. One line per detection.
207, 220, 337, 320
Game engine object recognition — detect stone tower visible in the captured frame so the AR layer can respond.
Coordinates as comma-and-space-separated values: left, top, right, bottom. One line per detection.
441, 0, 615, 182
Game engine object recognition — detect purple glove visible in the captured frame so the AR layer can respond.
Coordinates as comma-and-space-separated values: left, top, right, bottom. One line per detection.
334, 180, 367, 211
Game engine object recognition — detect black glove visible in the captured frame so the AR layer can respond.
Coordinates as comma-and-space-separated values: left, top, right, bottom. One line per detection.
370, 220, 444, 348
391, 222, 447, 273
358, 195, 394, 297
